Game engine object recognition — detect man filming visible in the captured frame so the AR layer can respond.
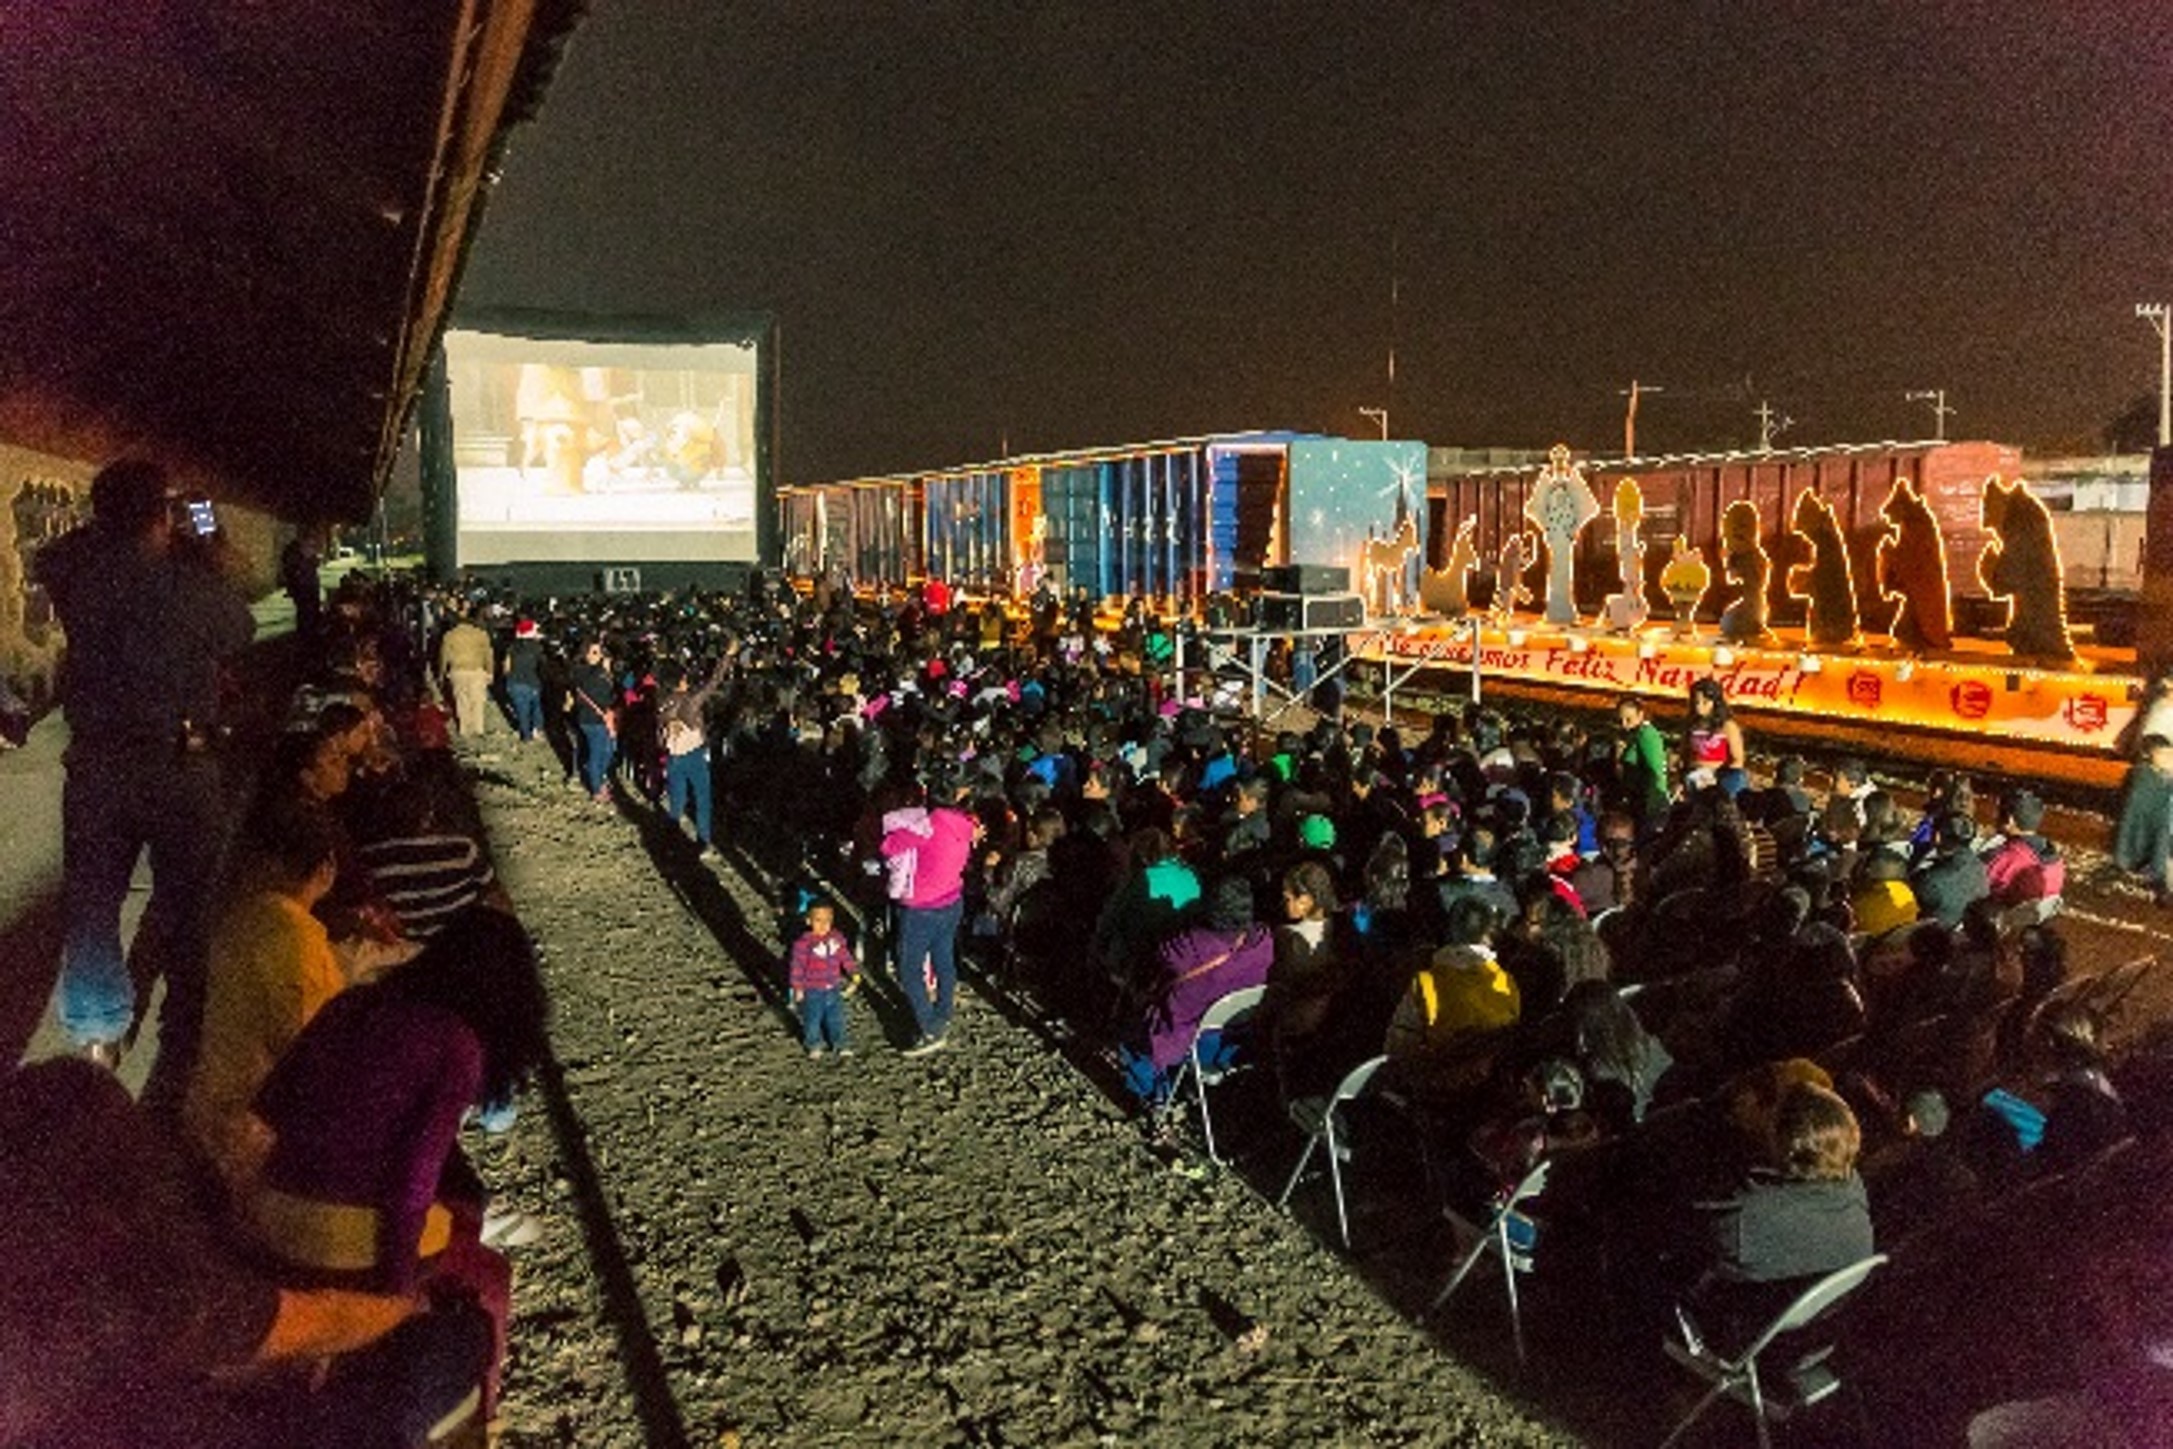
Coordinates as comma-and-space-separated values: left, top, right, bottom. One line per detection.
35, 459, 255, 1105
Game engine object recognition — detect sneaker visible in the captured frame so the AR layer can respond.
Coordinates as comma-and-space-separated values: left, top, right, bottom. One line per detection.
901, 1034, 949, 1058
835, 1046, 856, 1060
807, 1046, 826, 1061
80, 1039, 124, 1072
480, 1206, 544, 1250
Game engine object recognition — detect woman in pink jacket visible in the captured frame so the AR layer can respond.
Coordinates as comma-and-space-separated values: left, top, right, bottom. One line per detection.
881, 770, 981, 1055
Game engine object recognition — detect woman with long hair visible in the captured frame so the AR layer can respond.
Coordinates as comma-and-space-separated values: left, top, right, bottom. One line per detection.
1683, 677, 1748, 798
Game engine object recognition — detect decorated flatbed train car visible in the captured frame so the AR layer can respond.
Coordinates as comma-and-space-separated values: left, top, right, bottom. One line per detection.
1426, 438, 2023, 628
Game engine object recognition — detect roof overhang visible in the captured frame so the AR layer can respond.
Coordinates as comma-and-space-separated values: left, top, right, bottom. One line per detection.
0, 1, 585, 521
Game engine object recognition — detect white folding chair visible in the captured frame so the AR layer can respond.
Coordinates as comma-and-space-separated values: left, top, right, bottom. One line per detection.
1428, 1158, 1551, 1366
1661, 1253, 1888, 1449
1275, 1053, 1390, 1248
1163, 985, 1267, 1165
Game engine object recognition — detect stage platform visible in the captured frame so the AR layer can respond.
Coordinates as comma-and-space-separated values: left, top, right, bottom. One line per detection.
1344, 615, 2143, 796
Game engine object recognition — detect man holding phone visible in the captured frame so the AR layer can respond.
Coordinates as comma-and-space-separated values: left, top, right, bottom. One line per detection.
34, 459, 255, 1107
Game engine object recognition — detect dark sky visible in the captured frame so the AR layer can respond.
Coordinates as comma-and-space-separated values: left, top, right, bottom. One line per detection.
461, 1, 2173, 482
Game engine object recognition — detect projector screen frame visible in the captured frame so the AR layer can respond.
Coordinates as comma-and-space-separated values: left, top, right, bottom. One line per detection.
422, 306, 778, 585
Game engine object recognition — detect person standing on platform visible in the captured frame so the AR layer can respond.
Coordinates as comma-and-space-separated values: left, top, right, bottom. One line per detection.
437, 605, 495, 738
278, 526, 323, 650
1616, 695, 1671, 826
33, 459, 255, 1098
501, 617, 545, 743
1683, 677, 1748, 798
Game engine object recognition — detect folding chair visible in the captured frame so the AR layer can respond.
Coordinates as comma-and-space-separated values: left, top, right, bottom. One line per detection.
1275, 1053, 1389, 1248
1660, 1253, 1888, 1449
1163, 985, 1267, 1165
1428, 1159, 1551, 1366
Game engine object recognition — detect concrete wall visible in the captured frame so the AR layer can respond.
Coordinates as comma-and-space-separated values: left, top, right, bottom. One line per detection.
2053, 510, 2146, 593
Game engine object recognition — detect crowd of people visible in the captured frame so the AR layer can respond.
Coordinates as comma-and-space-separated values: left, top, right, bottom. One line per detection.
408, 561, 2146, 1373
7, 457, 2165, 1442
7, 462, 546, 1447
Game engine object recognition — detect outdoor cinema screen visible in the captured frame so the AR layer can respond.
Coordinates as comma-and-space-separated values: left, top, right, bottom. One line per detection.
444, 325, 762, 566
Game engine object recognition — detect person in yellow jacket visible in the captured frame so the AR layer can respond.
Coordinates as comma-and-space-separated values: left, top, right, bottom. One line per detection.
184, 806, 346, 1195
1385, 895, 1521, 1101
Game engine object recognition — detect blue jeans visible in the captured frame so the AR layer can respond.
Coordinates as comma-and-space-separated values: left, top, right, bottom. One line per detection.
799, 986, 849, 1050
505, 682, 542, 741
1121, 1028, 1235, 1106
58, 746, 227, 1079
578, 721, 615, 795
665, 749, 713, 844
894, 898, 962, 1040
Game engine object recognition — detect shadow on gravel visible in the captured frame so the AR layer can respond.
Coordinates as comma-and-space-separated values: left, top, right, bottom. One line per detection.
607, 794, 945, 1051
0, 886, 62, 1066
532, 1044, 694, 1449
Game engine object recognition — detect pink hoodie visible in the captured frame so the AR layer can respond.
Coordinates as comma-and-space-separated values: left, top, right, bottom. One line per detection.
880, 805, 977, 910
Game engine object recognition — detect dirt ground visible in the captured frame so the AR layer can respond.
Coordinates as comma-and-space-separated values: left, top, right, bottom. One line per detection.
468, 737, 1579, 1448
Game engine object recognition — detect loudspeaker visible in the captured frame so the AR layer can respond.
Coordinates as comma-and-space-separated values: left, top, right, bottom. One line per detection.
1261, 563, 1352, 595
1259, 592, 1366, 631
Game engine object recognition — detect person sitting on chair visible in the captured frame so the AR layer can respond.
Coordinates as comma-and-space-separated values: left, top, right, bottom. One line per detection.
1117, 877, 1275, 1119
1682, 1081, 1875, 1357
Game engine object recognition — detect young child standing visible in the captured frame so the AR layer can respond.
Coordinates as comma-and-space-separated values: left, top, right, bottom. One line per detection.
789, 900, 858, 1058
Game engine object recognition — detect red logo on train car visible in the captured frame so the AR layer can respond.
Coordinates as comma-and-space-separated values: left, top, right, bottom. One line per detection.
1846, 671, 1881, 710
2065, 694, 2109, 733
1950, 680, 1993, 720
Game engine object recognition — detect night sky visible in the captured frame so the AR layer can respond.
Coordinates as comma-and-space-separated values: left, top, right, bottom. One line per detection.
460, 2, 2173, 483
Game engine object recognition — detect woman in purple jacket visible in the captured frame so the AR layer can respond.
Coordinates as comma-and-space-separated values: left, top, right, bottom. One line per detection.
1119, 877, 1275, 1114
243, 908, 550, 1419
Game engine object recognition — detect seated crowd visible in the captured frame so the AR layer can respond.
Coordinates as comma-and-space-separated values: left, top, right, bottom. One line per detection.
10, 564, 2149, 1443
434, 573, 2136, 1364
3, 575, 546, 1449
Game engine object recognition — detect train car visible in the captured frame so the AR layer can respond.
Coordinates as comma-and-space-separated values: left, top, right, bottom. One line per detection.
1427, 438, 2023, 627
782, 433, 1427, 606
777, 477, 921, 589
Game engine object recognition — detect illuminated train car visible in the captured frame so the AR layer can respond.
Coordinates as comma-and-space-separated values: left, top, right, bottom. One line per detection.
782, 433, 1429, 604
1428, 438, 2023, 629
778, 478, 922, 588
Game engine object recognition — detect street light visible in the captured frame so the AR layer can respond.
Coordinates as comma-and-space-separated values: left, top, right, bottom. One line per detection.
1905, 388, 1954, 442
1357, 406, 1389, 440
2139, 303, 2171, 447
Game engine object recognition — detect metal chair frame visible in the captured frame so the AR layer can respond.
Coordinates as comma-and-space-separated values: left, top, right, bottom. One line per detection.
1428, 1158, 1552, 1366
1275, 1053, 1390, 1247
1659, 1253, 1888, 1449
1163, 984, 1267, 1165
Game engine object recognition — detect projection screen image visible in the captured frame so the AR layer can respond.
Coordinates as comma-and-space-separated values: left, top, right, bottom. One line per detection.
445, 327, 761, 565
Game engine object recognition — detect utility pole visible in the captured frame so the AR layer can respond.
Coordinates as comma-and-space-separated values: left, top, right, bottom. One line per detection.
1754, 400, 1793, 452
2140, 303, 2171, 446
1905, 388, 1953, 442
1355, 231, 1401, 445
1619, 380, 1664, 458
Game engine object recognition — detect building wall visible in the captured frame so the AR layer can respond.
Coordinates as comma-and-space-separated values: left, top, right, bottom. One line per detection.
0, 441, 94, 708
0, 441, 284, 712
